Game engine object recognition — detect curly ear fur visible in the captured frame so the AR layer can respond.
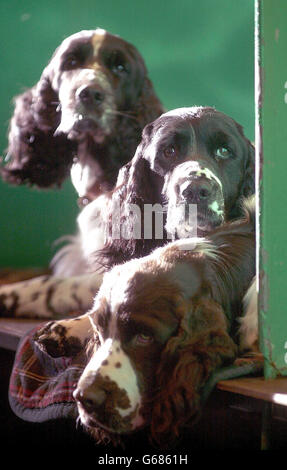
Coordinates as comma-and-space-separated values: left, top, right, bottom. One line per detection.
150, 297, 237, 447
133, 77, 164, 130
102, 77, 164, 174
1, 75, 76, 187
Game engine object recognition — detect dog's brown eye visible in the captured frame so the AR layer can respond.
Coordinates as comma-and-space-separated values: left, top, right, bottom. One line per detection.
135, 333, 154, 345
62, 54, 79, 70
164, 145, 177, 159
107, 51, 128, 74
114, 63, 125, 73
215, 146, 233, 159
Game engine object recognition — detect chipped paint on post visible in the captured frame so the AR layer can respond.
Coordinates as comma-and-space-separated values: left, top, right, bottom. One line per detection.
256, 0, 287, 378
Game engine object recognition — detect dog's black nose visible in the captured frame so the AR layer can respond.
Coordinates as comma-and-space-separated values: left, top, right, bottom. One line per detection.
181, 180, 213, 203
73, 386, 107, 413
78, 86, 105, 107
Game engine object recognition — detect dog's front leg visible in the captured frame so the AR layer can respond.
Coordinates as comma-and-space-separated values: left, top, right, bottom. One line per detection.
0, 272, 103, 319
33, 312, 93, 357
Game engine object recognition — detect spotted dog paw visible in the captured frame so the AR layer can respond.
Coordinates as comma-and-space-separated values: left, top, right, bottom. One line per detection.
33, 321, 83, 358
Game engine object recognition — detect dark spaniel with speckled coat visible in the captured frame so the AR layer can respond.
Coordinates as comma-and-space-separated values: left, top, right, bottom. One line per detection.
34, 195, 256, 447
97, 106, 255, 267
0, 107, 256, 325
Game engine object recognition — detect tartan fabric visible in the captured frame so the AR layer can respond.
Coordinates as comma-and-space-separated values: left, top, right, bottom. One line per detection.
8, 323, 263, 424
9, 324, 86, 422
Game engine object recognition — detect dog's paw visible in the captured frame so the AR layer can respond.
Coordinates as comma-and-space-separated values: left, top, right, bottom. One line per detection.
233, 350, 264, 367
33, 321, 83, 358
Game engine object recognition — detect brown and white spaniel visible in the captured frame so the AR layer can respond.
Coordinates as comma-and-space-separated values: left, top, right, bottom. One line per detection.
0, 29, 163, 316
34, 195, 256, 447
0, 28, 163, 281
1, 29, 163, 201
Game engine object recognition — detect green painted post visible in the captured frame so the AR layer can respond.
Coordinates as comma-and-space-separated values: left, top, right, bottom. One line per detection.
256, 0, 287, 378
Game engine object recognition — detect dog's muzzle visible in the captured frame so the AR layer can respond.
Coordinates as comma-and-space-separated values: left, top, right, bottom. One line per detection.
55, 69, 116, 141
73, 339, 144, 434
165, 162, 225, 237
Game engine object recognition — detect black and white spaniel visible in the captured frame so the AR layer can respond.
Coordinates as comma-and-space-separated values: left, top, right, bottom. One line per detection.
34, 195, 256, 447
97, 106, 255, 267
0, 107, 257, 351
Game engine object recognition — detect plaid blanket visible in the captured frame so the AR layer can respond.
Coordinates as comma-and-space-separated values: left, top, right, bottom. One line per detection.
9, 324, 86, 423
8, 323, 263, 425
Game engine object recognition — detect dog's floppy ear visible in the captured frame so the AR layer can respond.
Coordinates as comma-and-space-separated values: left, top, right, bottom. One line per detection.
1, 68, 75, 188
95, 137, 164, 269
150, 296, 237, 447
227, 122, 255, 220
124, 128, 163, 204
241, 138, 255, 198
115, 131, 164, 248
134, 77, 164, 131
233, 121, 255, 199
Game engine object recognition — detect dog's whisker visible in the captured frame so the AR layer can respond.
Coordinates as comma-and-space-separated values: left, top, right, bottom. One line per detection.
106, 109, 138, 122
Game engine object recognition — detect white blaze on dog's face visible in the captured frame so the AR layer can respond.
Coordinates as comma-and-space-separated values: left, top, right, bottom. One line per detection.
74, 263, 147, 434
49, 30, 116, 141
163, 160, 225, 239
76, 335, 144, 433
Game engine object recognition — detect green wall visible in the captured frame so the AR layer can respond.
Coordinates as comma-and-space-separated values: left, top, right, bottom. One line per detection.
256, 0, 287, 378
0, 0, 254, 267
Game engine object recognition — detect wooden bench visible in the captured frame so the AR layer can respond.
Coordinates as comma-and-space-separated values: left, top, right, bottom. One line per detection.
217, 375, 287, 449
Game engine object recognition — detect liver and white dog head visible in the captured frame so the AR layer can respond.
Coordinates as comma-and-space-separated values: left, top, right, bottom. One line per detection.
73, 196, 255, 444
